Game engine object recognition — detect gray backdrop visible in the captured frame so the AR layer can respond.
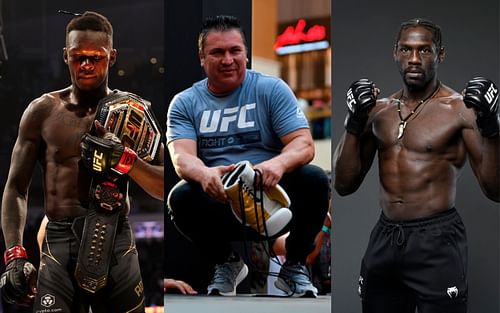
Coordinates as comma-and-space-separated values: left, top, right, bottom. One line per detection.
330, 0, 499, 312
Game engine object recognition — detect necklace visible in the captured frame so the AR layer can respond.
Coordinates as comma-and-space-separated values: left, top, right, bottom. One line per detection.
396, 82, 441, 139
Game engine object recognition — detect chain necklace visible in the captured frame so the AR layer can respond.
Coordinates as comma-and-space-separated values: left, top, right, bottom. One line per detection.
396, 82, 441, 139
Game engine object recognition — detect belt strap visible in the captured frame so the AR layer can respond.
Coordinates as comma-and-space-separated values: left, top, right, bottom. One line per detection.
74, 178, 123, 293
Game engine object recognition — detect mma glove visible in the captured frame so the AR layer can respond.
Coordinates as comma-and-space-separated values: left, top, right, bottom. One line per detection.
80, 132, 137, 176
1, 245, 37, 305
344, 78, 377, 135
463, 77, 499, 137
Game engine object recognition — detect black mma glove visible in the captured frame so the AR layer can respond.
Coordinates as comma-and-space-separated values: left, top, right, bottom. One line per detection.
0, 245, 37, 305
80, 133, 137, 176
344, 78, 377, 135
463, 77, 499, 137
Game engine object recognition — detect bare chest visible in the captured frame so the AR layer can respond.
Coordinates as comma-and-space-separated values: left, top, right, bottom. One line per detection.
42, 108, 95, 162
372, 102, 465, 155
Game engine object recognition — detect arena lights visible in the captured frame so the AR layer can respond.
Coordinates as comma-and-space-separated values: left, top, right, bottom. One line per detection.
133, 221, 164, 239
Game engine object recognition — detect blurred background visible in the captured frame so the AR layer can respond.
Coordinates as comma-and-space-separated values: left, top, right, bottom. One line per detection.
0, 0, 165, 311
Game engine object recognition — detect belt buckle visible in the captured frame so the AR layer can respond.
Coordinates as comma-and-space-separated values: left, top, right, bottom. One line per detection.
94, 181, 122, 211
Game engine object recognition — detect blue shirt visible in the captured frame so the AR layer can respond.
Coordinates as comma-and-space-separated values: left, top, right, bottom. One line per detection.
166, 70, 309, 166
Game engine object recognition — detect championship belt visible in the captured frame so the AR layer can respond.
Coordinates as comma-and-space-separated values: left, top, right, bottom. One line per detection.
92, 90, 161, 162
75, 91, 162, 293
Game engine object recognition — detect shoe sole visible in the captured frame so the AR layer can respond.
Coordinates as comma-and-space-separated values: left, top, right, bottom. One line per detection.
274, 278, 318, 298
208, 263, 249, 296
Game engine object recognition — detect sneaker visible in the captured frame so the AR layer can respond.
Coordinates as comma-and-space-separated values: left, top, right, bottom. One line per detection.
222, 160, 292, 236
274, 261, 318, 298
207, 257, 248, 296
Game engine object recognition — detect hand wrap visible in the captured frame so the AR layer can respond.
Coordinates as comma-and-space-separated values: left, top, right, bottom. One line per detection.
0, 246, 36, 305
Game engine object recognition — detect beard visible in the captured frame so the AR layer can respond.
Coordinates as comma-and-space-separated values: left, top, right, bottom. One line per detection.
401, 68, 437, 92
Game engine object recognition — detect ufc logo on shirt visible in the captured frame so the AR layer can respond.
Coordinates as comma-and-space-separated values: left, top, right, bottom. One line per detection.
200, 103, 256, 133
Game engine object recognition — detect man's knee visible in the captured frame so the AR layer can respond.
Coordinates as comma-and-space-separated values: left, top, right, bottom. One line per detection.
167, 180, 196, 215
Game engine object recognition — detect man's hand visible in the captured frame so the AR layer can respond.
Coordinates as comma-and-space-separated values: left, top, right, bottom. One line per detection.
80, 121, 138, 176
254, 159, 286, 189
344, 78, 378, 135
164, 278, 197, 295
463, 77, 499, 137
0, 246, 37, 306
200, 165, 235, 202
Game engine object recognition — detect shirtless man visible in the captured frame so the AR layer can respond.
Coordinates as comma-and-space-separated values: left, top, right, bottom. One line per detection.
1, 11, 164, 312
333, 18, 498, 313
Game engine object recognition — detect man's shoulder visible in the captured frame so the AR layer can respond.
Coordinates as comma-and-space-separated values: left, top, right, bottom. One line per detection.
245, 70, 286, 96
172, 80, 212, 108
247, 69, 281, 83
433, 85, 466, 110
27, 89, 67, 114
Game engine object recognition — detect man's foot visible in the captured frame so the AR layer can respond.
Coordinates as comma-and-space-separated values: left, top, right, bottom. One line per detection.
207, 255, 248, 296
274, 261, 318, 298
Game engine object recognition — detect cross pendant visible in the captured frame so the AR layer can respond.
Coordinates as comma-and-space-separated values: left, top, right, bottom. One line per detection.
397, 121, 407, 139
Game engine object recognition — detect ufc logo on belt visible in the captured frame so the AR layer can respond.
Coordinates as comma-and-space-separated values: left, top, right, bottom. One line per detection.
485, 83, 498, 106
92, 151, 104, 172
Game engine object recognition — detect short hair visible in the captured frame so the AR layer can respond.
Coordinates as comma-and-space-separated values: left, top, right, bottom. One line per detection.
395, 18, 442, 50
198, 15, 247, 53
66, 11, 113, 44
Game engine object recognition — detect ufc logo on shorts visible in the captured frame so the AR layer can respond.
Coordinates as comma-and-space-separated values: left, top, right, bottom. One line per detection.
200, 103, 256, 133
447, 286, 459, 299
92, 150, 104, 172
485, 83, 498, 106
346, 88, 355, 112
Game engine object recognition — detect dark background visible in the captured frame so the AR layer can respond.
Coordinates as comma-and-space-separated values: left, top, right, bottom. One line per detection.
0, 0, 165, 310
331, 0, 499, 312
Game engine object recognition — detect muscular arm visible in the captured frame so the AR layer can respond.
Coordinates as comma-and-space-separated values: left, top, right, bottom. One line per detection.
168, 138, 234, 202
129, 144, 165, 201
333, 130, 377, 196
254, 128, 314, 188
2, 100, 45, 248
462, 115, 499, 202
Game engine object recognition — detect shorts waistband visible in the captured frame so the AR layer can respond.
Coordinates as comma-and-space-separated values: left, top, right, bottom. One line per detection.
47, 215, 129, 231
379, 208, 459, 228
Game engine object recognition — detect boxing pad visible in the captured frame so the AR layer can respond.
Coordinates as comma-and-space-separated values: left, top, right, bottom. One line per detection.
222, 160, 292, 237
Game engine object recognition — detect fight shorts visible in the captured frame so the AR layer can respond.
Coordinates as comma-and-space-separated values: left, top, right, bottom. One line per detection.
358, 208, 467, 313
33, 217, 145, 313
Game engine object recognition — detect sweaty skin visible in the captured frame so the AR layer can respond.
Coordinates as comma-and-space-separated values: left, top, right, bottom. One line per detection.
2, 29, 164, 249
29, 89, 115, 219
334, 26, 499, 220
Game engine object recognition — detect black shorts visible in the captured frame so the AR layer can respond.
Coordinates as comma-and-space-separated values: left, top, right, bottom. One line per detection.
33, 217, 145, 313
359, 208, 468, 313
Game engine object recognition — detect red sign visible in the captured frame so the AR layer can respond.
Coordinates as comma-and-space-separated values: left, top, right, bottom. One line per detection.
274, 19, 326, 50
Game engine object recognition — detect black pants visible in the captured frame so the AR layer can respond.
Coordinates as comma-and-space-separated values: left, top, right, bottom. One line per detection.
168, 164, 329, 264
359, 208, 468, 313
34, 217, 145, 313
